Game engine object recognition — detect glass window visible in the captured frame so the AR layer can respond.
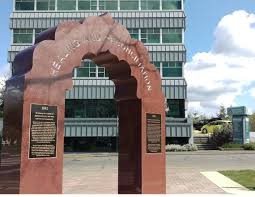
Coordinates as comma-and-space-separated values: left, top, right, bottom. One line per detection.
15, 0, 34, 10
120, 0, 138, 10
57, 0, 76, 10
37, 0, 55, 10
162, 62, 182, 77
141, 28, 160, 43
166, 99, 185, 118
65, 99, 117, 118
35, 28, 47, 38
127, 28, 139, 40
141, 0, 160, 10
13, 29, 33, 44
162, 28, 182, 43
76, 61, 96, 77
75, 61, 108, 78
78, 0, 97, 10
99, 0, 118, 10
152, 61, 161, 73
162, 0, 182, 10
98, 67, 108, 78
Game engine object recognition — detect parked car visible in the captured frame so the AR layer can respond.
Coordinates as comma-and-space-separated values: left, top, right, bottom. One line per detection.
193, 117, 222, 131
201, 120, 232, 134
193, 119, 210, 131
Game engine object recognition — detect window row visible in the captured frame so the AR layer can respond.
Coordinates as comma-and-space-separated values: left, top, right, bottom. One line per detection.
75, 61, 108, 78
65, 99, 117, 118
73, 60, 182, 78
65, 99, 185, 118
130, 28, 183, 44
15, 0, 182, 11
13, 28, 183, 44
153, 61, 182, 77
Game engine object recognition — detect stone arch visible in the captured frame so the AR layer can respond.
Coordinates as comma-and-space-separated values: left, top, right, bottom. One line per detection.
1, 14, 166, 194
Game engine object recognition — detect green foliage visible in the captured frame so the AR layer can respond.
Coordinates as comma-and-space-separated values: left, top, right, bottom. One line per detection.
243, 143, 255, 150
222, 143, 255, 150
187, 111, 209, 124
220, 170, 255, 190
217, 105, 228, 119
249, 113, 255, 132
222, 143, 243, 149
210, 124, 233, 147
165, 144, 198, 152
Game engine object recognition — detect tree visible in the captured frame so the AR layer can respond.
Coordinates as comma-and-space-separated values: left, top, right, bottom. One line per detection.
0, 78, 5, 115
249, 113, 255, 132
210, 124, 233, 147
0, 72, 11, 115
217, 105, 228, 119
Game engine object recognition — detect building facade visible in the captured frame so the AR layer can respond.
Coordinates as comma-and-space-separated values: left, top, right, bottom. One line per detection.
8, 0, 193, 151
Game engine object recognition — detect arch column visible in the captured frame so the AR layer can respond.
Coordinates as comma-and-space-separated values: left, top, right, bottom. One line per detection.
118, 98, 166, 193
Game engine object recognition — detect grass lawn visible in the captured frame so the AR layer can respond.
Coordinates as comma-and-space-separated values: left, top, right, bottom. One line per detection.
220, 170, 255, 191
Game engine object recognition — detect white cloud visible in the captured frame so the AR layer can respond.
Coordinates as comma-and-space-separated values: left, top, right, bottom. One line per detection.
250, 88, 255, 98
185, 10, 255, 116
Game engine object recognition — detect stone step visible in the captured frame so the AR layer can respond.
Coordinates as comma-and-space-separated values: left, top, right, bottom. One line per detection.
195, 144, 217, 150
193, 137, 210, 144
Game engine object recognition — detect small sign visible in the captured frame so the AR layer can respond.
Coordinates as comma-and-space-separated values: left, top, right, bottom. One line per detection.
29, 104, 57, 159
232, 116, 243, 144
227, 106, 247, 116
146, 113, 161, 153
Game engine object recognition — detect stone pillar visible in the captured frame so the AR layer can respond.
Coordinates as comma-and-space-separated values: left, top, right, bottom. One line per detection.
0, 75, 64, 194
118, 98, 166, 194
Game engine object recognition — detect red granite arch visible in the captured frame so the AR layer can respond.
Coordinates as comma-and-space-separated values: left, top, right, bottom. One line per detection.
0, 14, 166, 194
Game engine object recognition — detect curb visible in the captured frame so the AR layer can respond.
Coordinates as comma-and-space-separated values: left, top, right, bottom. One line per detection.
64, 153, 118, 158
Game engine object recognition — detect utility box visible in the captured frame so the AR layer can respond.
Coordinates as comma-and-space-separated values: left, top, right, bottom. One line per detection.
227, 106, 250, 144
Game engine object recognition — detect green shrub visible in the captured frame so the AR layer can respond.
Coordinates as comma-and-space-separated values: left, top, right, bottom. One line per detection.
243, 143, 255, 150
166, 144, 198, 152
210, 124, 233, 147
222, 143, 243, 149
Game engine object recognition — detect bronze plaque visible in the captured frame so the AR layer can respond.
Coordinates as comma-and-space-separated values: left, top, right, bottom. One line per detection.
146, 113, 161, 153
29, 104, 57, 158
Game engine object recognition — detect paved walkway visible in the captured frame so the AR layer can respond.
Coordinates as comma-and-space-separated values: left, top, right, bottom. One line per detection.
167, 169, 225, 194
63, 160, 225, 194
64, 168, 226, 194
63, 151, 255, 193
63, 151, 255, 194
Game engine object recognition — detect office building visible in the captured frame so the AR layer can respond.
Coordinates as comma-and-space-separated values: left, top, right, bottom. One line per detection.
8, 0, 193, 151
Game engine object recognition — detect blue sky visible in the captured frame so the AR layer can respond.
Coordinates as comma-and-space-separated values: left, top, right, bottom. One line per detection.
0, 0, 255, 115
185, 0, 255, 60
0, 0, 12, 70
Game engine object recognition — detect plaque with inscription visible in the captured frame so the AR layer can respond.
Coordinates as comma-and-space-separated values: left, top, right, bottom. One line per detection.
29, 104, 57, 158
146, 113, 161, 153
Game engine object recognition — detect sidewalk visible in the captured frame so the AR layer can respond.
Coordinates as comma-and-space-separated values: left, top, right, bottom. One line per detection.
201, 171, 255, 194
63, 150, 255, 158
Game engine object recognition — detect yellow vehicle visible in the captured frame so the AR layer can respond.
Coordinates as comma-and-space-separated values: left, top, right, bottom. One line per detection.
201, 120, 232, 134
